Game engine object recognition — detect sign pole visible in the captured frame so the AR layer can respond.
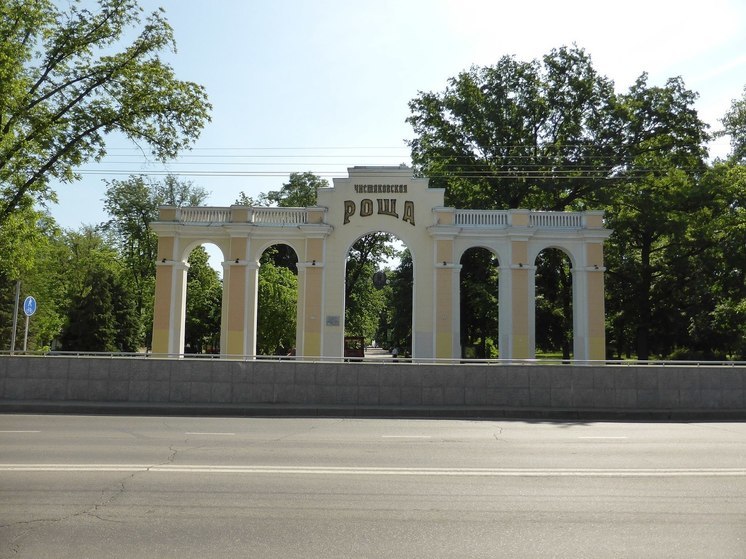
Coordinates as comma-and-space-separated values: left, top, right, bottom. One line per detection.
10, 280, 20, 355
23, 314, 30, 353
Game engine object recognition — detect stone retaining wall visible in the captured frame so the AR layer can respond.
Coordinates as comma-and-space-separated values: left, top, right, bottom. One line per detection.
1, 356, 744, 416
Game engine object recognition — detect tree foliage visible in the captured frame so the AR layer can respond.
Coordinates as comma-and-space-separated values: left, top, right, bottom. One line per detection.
0, 208, 63, 350
257, 171, 328, 207
256, 262, 297, 355
184, 245, 221, 353
459, 248, 499, 358
384, 250, 413, 353
0, 0, 211, 224
720, 85, 746, 163
58, 227, 139, 352
603, 75, 709, 359
407, 46, 619, 210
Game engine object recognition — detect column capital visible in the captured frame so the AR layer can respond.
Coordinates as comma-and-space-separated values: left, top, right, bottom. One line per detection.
435, 262, 462, 270
224, 259, 259, 270
505, 264, 536, 271
156, 259, 189, 270
297, 261, 324, 271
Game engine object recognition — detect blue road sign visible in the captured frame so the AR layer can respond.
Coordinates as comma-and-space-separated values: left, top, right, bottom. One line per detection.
23, 296, 37, 317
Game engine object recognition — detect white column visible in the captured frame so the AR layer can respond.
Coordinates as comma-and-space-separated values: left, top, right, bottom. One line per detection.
167, 260, 189, 356
450, 265, 462, 359
498, 263, 513, 360
244, 260, 260, 357
220, 261, 230, 355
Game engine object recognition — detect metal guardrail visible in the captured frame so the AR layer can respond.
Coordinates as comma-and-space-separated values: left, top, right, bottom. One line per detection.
1, 351, 744, 367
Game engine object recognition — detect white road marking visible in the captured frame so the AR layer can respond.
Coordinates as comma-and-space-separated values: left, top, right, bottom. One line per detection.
0, 430, 41, 433
578, 436, 629, 439
1, 464, 744, 477
381, 435, 432, 439
184, 432, 236, 436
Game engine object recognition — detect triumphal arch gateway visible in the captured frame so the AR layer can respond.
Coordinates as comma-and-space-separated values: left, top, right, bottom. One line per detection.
151, 166, 611, 360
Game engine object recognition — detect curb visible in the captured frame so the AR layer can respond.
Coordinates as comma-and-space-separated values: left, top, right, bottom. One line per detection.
2, 400, 745, 421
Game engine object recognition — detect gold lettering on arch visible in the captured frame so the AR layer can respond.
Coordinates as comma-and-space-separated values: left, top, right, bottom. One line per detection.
343, 198, 416, 226
343, 200, 355, 224
403, 201, 415, 226
377, 198, 398, 218
360, 198, 374, 217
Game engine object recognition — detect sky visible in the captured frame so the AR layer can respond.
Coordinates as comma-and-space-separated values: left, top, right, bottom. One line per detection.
50, 0, 746, 239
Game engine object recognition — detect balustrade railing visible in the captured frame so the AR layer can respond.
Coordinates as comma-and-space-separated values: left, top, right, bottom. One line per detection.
528, 211, 583, 229
454, 210, 584, 229
250, 207, 308, 224
454, 210, 509, 227
177, 207, 231, 223
172, 207, 309, 225
174, 207, 584, 229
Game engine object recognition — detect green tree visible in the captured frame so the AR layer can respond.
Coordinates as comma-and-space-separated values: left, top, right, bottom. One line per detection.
344, 233, 398, 343
534, 249, 573, 359
680, 161, 746, 359
0, 0, 211, 224
102, 174, 208, 347
0, 207, 45, 347
344, 253, 388, 342
15, 219, 70, 351
58, 227, 139, 351
459, 248, 499, 358
407, 45, 619, 211
386, 250, 413, 353
0, 208, 64, 350
256, 262, 297, 355
257, 171, 328, 207
184, 246, 221, 353
604, 75, 709, 360
720, 85, 746, 163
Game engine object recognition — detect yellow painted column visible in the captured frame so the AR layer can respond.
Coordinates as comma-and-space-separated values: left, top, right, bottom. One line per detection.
151, 234, 188, 356
224, 261, 245, 356
151, 261, 173, 355
299, 237, 325, 358
434, 238, 458, 359
432, 209, 459, 359
223, 234, 258, 358
509, 263, 531, 358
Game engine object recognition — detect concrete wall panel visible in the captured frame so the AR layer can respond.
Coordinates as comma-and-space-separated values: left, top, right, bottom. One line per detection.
1, 357, 744, 417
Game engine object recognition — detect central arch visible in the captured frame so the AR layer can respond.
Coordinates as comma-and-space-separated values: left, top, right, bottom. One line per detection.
342, 231, 413, 358
316, 168, 445, 359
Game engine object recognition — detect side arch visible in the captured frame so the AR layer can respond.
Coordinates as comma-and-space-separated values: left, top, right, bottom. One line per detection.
529, 239, 606, 361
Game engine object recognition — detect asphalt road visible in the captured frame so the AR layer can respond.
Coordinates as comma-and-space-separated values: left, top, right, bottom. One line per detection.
1, 415, 745, 558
